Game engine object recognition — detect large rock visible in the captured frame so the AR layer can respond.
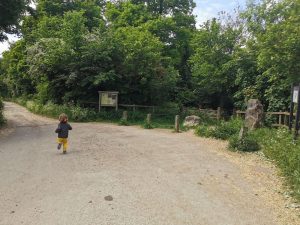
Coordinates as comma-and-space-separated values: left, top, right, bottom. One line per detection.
245, 99, 264, 130
183, 115, 201, 127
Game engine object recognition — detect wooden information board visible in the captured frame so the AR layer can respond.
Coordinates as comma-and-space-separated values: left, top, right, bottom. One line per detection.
98, 91, 119, 111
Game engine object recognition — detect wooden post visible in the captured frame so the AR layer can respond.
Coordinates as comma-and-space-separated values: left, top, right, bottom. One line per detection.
122, 111, 128, 121
146, 114, 151, 124
133, 105, 136, 112
115, 94, 118, 111
294, 83, 300, 139
98, 93, 101, 112
289, 84, 295, 131
217, 107, 221, 121
232, 108, 236, 118
175, 115, 180, 133
284, 114, 288, 126
279, 112, 282, 126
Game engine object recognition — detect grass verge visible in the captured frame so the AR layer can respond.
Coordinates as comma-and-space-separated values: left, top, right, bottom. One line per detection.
195, 119, 300, 201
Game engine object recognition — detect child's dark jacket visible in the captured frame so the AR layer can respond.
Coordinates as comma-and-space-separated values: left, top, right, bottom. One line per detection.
55, 122, 72, 138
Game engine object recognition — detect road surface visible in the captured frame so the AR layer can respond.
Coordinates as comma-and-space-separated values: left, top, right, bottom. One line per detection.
0, 102, 299, 225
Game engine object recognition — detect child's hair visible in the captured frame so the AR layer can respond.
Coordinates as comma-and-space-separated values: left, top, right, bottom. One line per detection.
59, 113, 68, 122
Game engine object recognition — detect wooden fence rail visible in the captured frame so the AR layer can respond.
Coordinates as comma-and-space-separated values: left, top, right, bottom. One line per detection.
197, 107, 222, 120
119, 104, 155, 112
236, 110, 296, 128
79, 101, 225, 120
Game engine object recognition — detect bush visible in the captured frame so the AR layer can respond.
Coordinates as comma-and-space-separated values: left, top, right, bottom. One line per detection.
195, 124, 215, 137
142, 120, 153, 129
195, 118, 243, 140
16, 99, 97, 122
0, 98, 5, 126
229, 134, 260, 152
119, 118, 129, 126
97, 110, 122, 122
213, 119, 243, 140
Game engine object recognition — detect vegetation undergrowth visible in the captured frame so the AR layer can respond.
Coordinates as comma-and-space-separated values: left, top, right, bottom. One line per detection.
14, 98, 188, 130
195, 118, 300, 201
195, 118, 243, 140
118, 118, 129, 126
253, 128, 300, 200
0, 97, 5, 126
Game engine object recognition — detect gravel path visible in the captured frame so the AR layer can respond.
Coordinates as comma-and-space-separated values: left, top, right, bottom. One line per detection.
0, 102, 299, 225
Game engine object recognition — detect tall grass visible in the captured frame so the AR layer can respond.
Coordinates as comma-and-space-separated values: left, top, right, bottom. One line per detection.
253, 128, 300, 200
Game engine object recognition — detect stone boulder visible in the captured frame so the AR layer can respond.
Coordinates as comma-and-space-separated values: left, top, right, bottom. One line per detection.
245, 99, 264, 130
183, 115, 201, 127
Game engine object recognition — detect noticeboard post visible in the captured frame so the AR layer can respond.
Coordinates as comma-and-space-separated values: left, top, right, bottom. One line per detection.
293, 86, 299, 103
289, 84, 300, 139
98, 91, 119, 111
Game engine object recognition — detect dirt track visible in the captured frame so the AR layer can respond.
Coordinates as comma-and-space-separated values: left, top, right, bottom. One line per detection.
0, 102, 299, 225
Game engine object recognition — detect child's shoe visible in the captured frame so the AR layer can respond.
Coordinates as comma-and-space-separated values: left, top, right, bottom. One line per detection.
57, 143, 62, 150
63, 150, 67, 154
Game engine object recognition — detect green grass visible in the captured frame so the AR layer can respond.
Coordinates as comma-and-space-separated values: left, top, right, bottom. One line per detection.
229, 133, 260, 152
252, 128, 300, 200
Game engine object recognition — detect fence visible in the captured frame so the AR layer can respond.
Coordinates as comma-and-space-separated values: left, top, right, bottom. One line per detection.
79, 101, 224, 120
79, 101, 156, 112
80, 101, 294, 127
236, 110, 295, 128
198, 107, 222, 120
119, 104, 155, 113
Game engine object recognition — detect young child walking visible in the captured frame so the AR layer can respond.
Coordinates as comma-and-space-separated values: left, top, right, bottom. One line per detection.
55, 113, 72, 154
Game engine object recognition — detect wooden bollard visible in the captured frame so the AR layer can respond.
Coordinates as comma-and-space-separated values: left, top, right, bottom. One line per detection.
217, 107, 221, 121
279, 112, 282, 125
122, 111, 128, 121
146, 113, 151, 124
232, 108, 236, 118
175, 115, 180, 132
284, 114, 288, 126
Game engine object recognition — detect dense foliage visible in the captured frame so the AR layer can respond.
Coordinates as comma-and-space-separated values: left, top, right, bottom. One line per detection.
0, 97, 4, 126
0, 0, 32, 41
0, 0, 299, 111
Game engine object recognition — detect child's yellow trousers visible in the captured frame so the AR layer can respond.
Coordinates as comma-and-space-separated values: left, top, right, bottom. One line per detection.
57, 138, 68, 151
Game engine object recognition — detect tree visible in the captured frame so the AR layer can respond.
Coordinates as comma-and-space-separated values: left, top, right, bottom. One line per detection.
78, 27, 178, 104
189, 19, 239, 108
0, 0, 31, 41
0, 40, 33, 97
238, 0, 300, 110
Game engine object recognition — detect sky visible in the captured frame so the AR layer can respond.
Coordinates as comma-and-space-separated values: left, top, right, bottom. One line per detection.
194, 0, 246, 25
0, 0, 246, 56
